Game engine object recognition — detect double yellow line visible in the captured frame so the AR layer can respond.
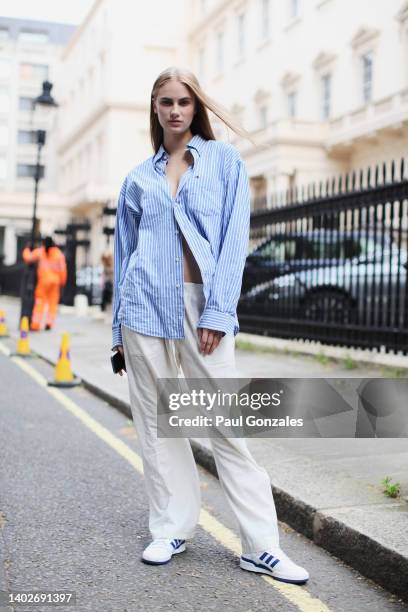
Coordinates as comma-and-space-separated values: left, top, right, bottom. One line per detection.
0, 342, 330, 612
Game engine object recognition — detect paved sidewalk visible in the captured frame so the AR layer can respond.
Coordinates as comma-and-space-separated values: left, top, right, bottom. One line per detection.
1, 296, 407, 601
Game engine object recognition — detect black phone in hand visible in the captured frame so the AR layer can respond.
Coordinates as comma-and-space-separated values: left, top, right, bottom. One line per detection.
111, 350, 126, 373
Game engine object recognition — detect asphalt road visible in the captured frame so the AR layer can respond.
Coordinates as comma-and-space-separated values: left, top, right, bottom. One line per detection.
0, 347, 407, 612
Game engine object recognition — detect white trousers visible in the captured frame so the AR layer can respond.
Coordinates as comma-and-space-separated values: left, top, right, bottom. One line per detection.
121, 281, 279, 554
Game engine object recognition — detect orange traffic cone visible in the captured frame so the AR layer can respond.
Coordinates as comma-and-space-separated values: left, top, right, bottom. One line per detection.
0, 309, 9, 337
15, 316, 31, 356
48, 332, 81, 387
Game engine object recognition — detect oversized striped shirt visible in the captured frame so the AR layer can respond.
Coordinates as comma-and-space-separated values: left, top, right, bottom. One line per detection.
111, 133, 250, 349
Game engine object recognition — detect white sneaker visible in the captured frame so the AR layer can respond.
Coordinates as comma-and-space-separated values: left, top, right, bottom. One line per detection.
141, 538, 186, 565
240, 547, 309, 584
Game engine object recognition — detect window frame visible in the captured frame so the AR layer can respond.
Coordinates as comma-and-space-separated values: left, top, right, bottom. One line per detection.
261, 0, 271, 40
287, 90, 297, 118
215, 30, 224, 74
16, 163, 45, 179
361, 51, 373, 104
18, 30, 49, 45
237, 11, 246, 58
19, 62, 49, 82
321, 72, 332, 120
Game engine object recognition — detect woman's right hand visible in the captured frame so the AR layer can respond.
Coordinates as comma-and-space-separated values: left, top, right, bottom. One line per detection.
114, 345, 125, 376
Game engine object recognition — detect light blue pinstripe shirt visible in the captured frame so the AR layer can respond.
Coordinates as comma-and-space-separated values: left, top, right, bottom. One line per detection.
112, 133, 250, 349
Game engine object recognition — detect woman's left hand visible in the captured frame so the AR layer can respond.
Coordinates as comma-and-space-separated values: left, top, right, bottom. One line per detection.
197, 328, 224, 355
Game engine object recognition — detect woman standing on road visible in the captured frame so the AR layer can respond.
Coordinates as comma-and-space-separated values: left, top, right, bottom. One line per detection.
111, 66, 309, 585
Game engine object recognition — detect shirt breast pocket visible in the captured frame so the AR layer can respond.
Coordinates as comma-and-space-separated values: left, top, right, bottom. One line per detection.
187, 180, 224, 216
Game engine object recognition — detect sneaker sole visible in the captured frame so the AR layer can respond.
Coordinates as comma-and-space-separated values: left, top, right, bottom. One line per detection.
141, 543, 186, 565
240, 558, 308, 585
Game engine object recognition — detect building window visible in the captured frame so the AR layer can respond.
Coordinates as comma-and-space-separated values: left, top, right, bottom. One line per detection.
19, 96, 34, 111
216, 31, 224, 73
18, 130, 37, 145
19, 63, 49, 82
0, 156, 6, 180
290, 0, 299, 19
237, 12, 245, 57
19, 30, 49, 45
362, 52, 373, 104
0, 28, 9, 42
0, 58, 11, 79
0, 87, 9, 113
404, 26, 408, 89
17, 163, 45, 179
261, 0, 270, 40
0, 123, 8, 146
287, 91, 297, 118
259, 105, 268, 129
321, 73, 331, 119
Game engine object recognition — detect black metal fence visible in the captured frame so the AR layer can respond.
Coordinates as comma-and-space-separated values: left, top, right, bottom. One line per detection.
238, 159, 408, 355
0, 262, 25, 297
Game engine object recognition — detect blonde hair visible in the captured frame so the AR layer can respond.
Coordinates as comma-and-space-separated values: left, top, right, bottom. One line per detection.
150, 66, 256, 153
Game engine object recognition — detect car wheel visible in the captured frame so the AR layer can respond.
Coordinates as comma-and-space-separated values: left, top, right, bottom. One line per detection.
303, 289, 356, 325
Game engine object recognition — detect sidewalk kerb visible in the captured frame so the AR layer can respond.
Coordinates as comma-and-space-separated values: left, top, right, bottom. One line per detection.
238, 332, 408, 371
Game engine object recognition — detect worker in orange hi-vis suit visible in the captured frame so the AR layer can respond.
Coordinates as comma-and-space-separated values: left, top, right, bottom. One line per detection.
22, 236, 67, 331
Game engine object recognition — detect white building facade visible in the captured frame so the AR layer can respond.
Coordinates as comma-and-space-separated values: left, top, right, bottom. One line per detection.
190, 0, 408, 206
57, 0, 408, 263
0, 16, 75, 264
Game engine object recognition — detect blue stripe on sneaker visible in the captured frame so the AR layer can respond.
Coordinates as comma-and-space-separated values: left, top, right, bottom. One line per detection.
270, 558, 280, 568
241, 556, 308, 585
259, 552, 268, 561
265, 554, 274, 564
241, 556, 278, 574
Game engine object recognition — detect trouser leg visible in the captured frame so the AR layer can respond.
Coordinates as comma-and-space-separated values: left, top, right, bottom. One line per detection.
178, 282, 280, 554
46, 284, 60, 327
31, 282, 46, 330
121, 324, 201, 540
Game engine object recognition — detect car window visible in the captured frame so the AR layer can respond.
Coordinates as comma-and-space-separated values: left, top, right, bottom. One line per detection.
300, 237, 361, 259
255, 235, 366, 261
257, 239, 297, 262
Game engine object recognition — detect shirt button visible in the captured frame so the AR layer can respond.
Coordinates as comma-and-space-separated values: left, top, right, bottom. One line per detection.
175, 257, 180, 262
176, 283, 180, 288
175, 230, 179, 234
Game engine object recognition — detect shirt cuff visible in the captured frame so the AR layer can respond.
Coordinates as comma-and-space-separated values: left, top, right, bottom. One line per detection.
197, 308, 238, 337
112, 325, 123, 350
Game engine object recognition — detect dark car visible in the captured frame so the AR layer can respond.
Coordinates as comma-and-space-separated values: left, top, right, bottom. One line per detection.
239, 230, 408, 328
242, 229, 363, 294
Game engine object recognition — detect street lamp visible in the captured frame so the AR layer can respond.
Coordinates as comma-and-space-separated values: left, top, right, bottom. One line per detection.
20, 80, 58, 323
30, 80, 58, 247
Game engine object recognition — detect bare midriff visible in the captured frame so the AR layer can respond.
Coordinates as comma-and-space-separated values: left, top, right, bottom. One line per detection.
181, 234, 203, 283
165, 150, 203, 284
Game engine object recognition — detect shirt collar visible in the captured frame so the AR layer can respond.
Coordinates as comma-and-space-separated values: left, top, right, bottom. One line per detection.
153, 133, 207, 166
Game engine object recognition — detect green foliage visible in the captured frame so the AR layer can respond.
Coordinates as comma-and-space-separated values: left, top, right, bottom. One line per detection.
343, 355, 357, 369
381, 476, 401, 499
315, 352, 329, 366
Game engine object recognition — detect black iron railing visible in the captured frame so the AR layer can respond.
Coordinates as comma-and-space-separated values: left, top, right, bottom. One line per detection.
239, 159, 408, 354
